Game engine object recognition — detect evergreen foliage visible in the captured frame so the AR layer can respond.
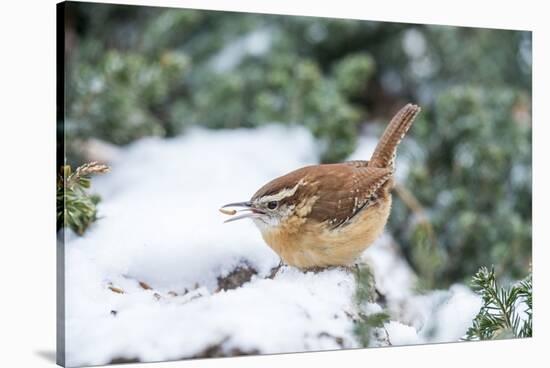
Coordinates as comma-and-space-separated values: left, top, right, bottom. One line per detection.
57, 162, 110, 235
389, 87, 532, 288
465, 266, 532, 340
353, 264, 390, 347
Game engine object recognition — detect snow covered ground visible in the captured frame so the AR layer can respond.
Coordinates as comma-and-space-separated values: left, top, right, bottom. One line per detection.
63, 125, 481, 367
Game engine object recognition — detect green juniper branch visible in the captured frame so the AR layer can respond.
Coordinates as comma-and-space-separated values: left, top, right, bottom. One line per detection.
465, 266, 532, 340
57, 162, 110, 235
353, 264, 391, 347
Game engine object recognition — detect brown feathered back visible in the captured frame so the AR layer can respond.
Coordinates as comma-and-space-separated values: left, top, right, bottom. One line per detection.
249, 103, 420, 230
251, 163, 392, 228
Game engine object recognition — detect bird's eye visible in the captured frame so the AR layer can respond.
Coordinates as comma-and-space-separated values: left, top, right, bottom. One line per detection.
267, 201, 278, 210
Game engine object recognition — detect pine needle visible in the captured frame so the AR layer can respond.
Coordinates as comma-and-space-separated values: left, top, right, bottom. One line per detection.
57, 162, 110, 235
465, 266, 532, 340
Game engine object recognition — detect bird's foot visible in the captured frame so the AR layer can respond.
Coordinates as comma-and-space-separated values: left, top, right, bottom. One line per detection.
267, 260, 285, 279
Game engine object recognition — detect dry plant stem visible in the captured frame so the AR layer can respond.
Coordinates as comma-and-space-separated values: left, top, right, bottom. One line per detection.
75, 161, 110, 176
138, 281, 152, 290
108, 286, 124, 294
65, 161, 110, 188
393, 183, 436, 242
393, 183, 424, 217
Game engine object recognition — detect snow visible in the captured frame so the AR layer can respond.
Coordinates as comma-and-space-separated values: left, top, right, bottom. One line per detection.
64, 125, 481, 367
385, 321, 422, 346
361, 233, 417, 301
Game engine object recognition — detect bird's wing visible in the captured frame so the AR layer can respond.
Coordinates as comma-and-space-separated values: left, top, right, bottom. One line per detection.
308, 165, 393, 228
343, 160, 369, 168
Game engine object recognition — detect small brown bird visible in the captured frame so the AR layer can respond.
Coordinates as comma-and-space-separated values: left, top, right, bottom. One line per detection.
221, 103, 421, 269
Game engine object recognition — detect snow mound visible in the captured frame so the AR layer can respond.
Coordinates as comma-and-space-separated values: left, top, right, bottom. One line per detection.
64, 126, 480, 367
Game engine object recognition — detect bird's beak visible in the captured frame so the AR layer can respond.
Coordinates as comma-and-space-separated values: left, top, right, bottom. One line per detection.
221, 201, 265, 223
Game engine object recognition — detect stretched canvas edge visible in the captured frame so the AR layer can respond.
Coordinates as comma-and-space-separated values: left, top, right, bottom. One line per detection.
56, 2, 66, 367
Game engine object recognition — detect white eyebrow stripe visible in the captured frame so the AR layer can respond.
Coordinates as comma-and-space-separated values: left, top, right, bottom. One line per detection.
259, 181, 302, 203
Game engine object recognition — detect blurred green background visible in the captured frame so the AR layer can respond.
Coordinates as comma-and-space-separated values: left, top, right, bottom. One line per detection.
62, 2, 532, 288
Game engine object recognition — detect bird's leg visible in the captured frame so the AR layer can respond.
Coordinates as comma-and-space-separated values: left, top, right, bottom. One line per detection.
267, 260, 285, 279
333, 263, 361, 276
305, 266, 327, 273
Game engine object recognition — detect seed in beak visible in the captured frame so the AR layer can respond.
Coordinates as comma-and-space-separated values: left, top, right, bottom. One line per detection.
219, 208, 237, 215
220, 201, 264, 223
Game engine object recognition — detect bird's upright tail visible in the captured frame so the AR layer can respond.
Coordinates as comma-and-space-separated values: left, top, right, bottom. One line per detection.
369, 103, 421, 170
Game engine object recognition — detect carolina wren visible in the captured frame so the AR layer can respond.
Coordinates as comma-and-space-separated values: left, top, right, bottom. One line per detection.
222, 103, 421, 269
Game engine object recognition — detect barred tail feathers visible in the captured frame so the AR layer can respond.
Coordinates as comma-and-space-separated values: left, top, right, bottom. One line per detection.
369, 103, 421, 169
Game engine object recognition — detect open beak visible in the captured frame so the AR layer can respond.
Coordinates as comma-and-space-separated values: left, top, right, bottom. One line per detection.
221, 201, 265, 223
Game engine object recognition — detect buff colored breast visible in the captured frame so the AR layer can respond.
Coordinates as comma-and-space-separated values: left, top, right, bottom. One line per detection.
260, 195, 392, 269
